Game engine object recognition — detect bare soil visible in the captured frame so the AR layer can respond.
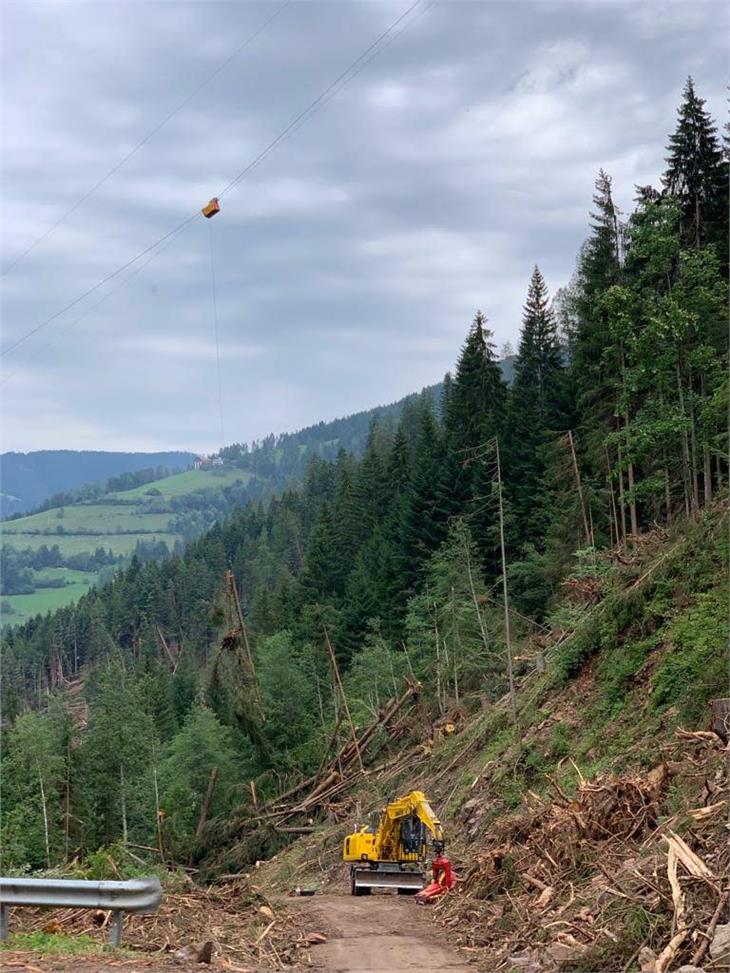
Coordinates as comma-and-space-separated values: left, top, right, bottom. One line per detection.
287, 893, 472, 972
0, 891, 471, 973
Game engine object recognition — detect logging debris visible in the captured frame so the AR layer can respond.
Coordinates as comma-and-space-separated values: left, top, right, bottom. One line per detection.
2, 879, 317, 970
432, 728, 728, 972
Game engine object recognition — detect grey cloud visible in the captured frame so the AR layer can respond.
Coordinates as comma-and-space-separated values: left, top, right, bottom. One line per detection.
1, 0, 726, 453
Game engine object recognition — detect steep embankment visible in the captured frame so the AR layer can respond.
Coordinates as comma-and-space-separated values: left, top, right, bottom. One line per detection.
248, 506, 728, 971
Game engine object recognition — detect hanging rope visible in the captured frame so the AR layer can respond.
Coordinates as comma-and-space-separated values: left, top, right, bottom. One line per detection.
208, 219, 225, 446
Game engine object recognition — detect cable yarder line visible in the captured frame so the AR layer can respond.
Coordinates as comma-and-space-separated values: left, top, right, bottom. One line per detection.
1, 1, 291, 277
0, 213, 199, 359
208, 218, 225, 445
217, 0, 424, 199
1, 221, 195, 387
269, 1, 436, 157
3, 0, 431, 362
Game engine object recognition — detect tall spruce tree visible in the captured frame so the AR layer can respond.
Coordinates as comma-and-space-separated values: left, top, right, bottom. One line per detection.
571, 169, 624, 540
663, 77, 728, 259
509, 266, 566, 545
400, 402, 447, 596
438, 311, 507, 524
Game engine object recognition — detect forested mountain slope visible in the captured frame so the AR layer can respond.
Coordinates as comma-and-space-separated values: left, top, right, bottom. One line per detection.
0, 450, 195, 518
0, 381, 453, 626
1, 368, 523, 627
0, 78, 727, 970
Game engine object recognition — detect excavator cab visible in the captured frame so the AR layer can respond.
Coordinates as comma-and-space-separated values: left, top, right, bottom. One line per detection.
400, 814, 426, 855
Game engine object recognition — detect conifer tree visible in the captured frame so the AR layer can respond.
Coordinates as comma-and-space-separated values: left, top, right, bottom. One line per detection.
663, 77, 728, 258
509, 266, 566, 545
400, 402, 447, 595
439, 311, 507, 523
570, 170, 625, 539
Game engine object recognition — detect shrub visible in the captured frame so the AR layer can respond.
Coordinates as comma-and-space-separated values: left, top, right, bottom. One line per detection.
651, 588, 726, 725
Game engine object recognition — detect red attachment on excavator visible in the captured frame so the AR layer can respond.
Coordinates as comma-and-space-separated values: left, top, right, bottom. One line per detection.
414, 854, 456, 904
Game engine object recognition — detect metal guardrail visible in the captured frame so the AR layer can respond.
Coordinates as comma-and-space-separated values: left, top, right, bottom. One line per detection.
0, 875, 162, 946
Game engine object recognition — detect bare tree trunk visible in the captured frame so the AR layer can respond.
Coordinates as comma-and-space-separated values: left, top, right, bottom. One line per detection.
655, 389, 673, 523
228, 572, 263, 714
64, 740, 71, 862
195, 767, 218, 839
568, 430, 592, 547
675, 363, 692, 517
450, 586, 460, 706
313, 674, 326, 733
39, 768, 51, 868
616, 438, 628, 543
605, 446, 619, 548
623, 417, 638, 536
384, 641, 398, 698
323, 622, 363, 772
620, 346, 639, 537
440, 619, 450, 709
495, 439, 517, 728
433, 604, 444, 715
120, 763, 128, 845
153, 765, 164, 861
462, 529, 490, 661
687, 365, 700, 512
700, 374, 712, 506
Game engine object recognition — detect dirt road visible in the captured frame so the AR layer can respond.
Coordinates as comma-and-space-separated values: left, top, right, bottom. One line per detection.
288, 893, 472, 972
0, 893, 472, 973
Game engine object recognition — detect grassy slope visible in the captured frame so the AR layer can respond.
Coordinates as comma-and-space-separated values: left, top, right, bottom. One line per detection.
2, 468, 251, 554
252, 505, 728, 970
106, 467, 250, 500
2, 568, 99, 625
0, 468, 251, 625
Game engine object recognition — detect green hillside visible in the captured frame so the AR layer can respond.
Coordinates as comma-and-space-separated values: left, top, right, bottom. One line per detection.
0, 449, 194, 517
0, 467, 254, 625
2, 467, 252, 555
0, 380, 455, 627
106, 467, 249, 500
1, 568, 99, 627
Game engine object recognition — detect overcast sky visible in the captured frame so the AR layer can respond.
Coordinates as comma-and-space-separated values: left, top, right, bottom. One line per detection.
1, 0, 726, 454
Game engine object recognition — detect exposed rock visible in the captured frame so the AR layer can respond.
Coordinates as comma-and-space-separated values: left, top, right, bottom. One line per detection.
639, 945, 658, 972
196, 941, 214, 964
508, 947, 542, 971
710, 923, 730, 960
173, 941, 215, 965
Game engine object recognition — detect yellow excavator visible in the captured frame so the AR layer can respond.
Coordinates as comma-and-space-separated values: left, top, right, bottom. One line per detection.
342, 790, 445, 895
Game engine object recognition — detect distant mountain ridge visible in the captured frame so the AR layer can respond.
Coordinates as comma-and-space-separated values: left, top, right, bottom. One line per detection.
0, 359, 515, 521
0, 450, 195, 518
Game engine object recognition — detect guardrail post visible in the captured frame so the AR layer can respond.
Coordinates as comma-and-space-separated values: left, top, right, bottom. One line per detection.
110, 910, 123, 947
1, 904, 10, 941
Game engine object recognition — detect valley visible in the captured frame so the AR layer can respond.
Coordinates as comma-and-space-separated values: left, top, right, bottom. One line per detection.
0, 36, 727, 973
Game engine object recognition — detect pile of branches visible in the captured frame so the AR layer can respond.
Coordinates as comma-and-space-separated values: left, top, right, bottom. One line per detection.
437, 728, 728, 972
7, 877, 316, 970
